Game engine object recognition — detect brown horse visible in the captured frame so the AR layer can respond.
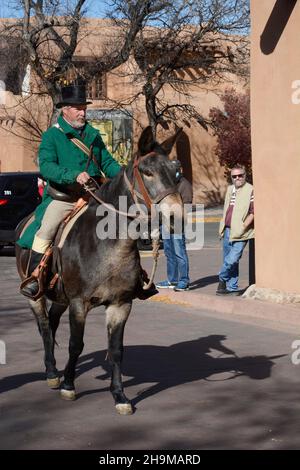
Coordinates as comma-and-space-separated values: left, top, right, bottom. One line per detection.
15, 127, 183, 414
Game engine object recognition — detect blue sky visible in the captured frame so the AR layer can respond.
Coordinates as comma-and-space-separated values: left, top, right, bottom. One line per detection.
0, 0, 107, 18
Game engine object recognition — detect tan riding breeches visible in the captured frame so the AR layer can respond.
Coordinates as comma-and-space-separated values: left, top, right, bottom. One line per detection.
32, 200, 75, 253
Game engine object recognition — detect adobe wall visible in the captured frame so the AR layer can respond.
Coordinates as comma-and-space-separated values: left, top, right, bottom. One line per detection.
0, 18, 247, 205
0, 92, 37, 173
251, 0, 300, 294
76, 28, 246, 205
124, 87, 229, 205
106, 62, 237, 204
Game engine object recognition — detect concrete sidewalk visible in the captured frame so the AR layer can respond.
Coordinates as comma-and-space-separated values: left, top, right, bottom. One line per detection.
140, 241, 300, 331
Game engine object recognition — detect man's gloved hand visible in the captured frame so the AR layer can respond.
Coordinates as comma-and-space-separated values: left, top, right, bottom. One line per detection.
83, 177, 99, 192
76, 171, 90, 185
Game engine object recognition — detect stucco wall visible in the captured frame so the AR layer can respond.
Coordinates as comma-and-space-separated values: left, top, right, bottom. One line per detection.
0, 92, 37, 172
0, 19, 247, 205
251, 0, 300, 293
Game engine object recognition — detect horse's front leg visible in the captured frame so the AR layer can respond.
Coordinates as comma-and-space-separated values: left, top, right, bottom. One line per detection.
29, 297, 60, 389
106, 302, 133, 415
48, 302, 68, 344
60, 298, 87, 401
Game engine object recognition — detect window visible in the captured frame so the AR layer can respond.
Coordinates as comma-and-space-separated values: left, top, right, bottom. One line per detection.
71, 57, 107, 100
86, 74, 106, 100
0, 39, 27, 96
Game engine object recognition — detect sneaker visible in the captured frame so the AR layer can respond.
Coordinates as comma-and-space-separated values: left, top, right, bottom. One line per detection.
216, 289, 240, 296
216, 279, 226, 294
174, 281, 190, 292
155, 280, 177, 289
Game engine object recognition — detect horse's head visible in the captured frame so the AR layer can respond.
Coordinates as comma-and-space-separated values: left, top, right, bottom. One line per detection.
129, 126, 185, 232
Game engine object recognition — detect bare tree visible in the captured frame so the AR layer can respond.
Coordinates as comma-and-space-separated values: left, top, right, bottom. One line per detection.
0, 0, 249, 146
0, 0, 168, 130
104, 0, 250, 135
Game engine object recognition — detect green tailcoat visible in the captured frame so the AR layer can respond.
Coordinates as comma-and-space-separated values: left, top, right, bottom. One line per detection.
17, 115, 121, 249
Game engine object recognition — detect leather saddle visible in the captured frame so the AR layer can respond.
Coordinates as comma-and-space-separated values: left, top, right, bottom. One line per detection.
48, 196, 90, 299
47, 181, 85, 202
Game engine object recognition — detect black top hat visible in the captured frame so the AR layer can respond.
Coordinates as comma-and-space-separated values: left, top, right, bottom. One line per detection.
56, 84, 92, 109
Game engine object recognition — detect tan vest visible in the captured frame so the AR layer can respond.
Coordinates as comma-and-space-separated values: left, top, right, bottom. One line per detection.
219, 182, 254, 241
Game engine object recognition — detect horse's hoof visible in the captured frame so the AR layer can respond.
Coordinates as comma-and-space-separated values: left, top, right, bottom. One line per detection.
60, 388, 76, 401
47, 377, 60, 389
115, 403, 133, 415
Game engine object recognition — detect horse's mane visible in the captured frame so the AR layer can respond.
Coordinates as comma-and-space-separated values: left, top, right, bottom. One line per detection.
89, 162, 133, 209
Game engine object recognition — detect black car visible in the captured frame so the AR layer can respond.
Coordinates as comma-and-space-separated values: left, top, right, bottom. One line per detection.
0, 172, 41, 249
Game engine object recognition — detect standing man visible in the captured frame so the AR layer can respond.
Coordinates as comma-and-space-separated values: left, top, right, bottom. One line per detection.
18, 82, 121, 298
216, 164, 254, 295
156, 161, 192, 292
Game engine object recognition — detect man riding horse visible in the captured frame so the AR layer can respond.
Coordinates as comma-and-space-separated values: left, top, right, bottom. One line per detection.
16, 114, 183, 412
17, 82, 121, 298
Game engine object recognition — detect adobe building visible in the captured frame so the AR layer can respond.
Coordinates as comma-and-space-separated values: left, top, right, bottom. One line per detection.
250, 0, 300, 298
0, 19, 248, 206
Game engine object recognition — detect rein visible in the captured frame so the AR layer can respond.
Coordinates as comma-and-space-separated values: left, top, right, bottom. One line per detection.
83, 178, 138, 220
86, 151, 177, 219
84, 181, 160, 291
57, 124, 169, 291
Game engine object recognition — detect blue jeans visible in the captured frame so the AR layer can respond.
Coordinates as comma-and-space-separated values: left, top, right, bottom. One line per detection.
162, 226, 190, 286
219, 227, 247, 291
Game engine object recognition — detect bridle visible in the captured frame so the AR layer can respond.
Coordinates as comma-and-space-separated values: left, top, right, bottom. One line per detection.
83, 150, 179, 291
123, 151, 178, 213
86, 150, 178, 220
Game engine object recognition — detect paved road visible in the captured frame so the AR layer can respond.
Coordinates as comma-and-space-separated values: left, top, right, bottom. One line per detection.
1, 253, 300, 450
140, 220, 251, 295
203, 221, 220, 247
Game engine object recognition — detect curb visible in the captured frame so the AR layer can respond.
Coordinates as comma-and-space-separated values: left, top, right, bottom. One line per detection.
150, 290, 300, 329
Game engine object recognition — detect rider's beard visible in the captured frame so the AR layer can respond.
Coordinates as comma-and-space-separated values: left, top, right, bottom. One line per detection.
69, 117, 86, 129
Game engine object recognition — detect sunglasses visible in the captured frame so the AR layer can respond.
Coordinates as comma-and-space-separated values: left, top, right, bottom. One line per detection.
231, 173, 245, 179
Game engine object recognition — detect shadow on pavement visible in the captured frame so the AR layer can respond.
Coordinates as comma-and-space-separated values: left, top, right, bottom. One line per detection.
73, 335, 285, 404
0, 372, 46, 394
0, 334, 286, 411
189, 275, 219, 290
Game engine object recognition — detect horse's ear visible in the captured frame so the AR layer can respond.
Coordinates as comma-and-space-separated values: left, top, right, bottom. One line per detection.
138, 126, 155, 156
160, 127, 183, 156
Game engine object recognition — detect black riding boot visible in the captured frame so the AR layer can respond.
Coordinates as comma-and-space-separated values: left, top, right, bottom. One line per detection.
20, 250, 44, 298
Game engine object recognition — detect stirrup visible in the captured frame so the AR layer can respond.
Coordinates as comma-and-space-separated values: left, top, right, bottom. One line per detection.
20, 246, 53, 300
20, 275, 43, 301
